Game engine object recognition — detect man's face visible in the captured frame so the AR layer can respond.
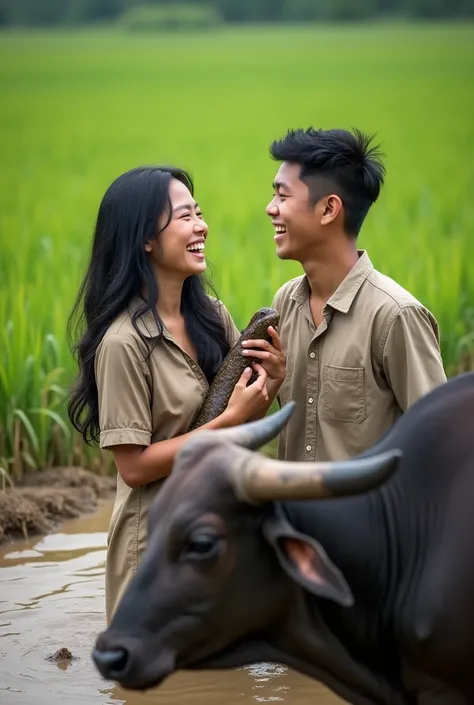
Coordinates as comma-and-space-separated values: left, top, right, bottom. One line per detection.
266, 162, 323, 262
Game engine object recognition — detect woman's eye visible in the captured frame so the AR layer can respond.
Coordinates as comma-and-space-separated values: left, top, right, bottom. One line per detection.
180, 213, 191, 219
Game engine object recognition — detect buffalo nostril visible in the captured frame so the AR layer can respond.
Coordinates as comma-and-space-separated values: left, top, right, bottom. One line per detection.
93, 648, 129, 676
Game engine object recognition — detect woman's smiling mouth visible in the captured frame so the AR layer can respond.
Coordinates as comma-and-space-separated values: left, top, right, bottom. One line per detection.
186, 241, 206, 259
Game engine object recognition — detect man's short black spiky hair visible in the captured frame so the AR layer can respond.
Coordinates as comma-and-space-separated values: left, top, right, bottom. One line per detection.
270, 127, 386, 236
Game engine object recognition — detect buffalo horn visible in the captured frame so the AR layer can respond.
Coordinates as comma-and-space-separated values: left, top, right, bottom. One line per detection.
229, 449, 403, 503
206, 401, 296, 450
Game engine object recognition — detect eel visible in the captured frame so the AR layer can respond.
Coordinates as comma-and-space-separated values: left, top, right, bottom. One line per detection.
189, 307, 280, 430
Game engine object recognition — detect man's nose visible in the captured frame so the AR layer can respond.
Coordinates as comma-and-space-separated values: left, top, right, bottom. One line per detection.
266, 201, 278, 216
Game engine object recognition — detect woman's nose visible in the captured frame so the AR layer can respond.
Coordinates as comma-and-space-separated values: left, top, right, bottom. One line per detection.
194, 217, 208, 234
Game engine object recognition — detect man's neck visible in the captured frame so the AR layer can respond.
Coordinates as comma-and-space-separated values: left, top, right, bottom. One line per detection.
302, 240, 359, 303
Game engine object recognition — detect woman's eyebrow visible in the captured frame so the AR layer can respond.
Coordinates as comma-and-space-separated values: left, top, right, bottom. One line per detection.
172, 202, 199, 214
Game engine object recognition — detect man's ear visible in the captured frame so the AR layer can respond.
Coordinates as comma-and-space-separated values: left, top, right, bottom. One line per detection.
263, 509, 354, 607
320, 194, 342, 226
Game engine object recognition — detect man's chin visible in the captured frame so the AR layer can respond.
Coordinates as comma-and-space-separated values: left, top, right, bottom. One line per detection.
276, 247, 292, 261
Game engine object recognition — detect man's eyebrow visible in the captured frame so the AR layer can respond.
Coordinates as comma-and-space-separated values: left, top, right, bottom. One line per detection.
172, 202, 199, 214
273, 181, 290, 191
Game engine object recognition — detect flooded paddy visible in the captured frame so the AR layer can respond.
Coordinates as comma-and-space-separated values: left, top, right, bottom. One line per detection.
0, 501, 342, 705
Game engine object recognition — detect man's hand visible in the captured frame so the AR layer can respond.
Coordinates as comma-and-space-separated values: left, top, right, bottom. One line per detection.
241, 326, 286, 383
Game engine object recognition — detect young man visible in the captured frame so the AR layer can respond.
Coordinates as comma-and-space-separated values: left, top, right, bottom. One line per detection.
245, 127, 447, 462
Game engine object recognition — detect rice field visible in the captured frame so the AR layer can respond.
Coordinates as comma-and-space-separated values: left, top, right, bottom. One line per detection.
0, 22, 473, 479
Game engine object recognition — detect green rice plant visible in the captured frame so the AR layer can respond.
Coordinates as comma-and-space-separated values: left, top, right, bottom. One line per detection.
0, 22, 473, 477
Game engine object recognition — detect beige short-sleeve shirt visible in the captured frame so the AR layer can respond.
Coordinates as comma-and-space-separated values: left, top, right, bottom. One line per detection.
272, 250, 447, 463
95, 297, 240, 621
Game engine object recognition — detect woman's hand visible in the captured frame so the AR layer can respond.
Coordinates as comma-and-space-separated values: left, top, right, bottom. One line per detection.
241, 326, 286, 383
225, 364, 269, 424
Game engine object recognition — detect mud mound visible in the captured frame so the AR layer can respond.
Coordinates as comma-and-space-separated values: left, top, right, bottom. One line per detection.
0, 467, 116, 545
18, 466, 115, 494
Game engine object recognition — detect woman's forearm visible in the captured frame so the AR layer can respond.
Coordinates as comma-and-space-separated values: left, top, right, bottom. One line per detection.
111, 408, 240, 488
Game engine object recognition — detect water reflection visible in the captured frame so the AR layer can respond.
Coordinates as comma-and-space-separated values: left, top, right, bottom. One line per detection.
0, 501, 341, 705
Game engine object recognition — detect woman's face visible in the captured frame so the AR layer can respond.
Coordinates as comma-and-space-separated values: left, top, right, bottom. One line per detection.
146, 178, 208, 279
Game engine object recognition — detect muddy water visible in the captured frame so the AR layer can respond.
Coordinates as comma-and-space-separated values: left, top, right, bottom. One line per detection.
0, 501, 343, 705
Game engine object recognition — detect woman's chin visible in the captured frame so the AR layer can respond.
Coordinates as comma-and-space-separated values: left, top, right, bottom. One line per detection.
190, 261, 207, 275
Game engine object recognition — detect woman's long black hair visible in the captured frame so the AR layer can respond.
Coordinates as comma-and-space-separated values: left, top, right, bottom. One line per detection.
67, 166, 231, 446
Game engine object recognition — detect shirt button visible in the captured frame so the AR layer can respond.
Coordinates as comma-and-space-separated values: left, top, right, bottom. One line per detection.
309, 352, 316, 359
308, 397, 314, 404
191, 364, 197, 370
306, 444, 312, 452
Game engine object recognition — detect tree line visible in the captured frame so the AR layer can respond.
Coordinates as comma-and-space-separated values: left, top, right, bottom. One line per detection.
0, 0, 472, 27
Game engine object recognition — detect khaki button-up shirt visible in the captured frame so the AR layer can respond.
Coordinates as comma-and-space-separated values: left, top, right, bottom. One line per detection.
272, 251, 447, 463
95, 297, 240, 621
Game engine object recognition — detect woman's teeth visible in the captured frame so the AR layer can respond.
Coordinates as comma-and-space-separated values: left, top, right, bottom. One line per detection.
274, 226, 286, 234
186, 243, 205, 252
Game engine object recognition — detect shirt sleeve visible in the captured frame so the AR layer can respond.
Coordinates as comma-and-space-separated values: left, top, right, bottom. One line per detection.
95, 333, 152, 449
382, 305, 447, 411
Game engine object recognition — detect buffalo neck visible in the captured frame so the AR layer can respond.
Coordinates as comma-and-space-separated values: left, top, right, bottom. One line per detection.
268, 589, 411, 705
279, 494, 409, 682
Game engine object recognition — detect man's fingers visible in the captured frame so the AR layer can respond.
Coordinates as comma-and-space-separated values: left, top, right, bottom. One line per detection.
242, 349, 273, 361
242, 332, 283, 359
267, 326, 283, 352
242, 338, 269, 349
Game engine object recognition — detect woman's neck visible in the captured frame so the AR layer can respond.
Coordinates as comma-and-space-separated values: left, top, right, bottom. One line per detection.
155, 270, 185, 320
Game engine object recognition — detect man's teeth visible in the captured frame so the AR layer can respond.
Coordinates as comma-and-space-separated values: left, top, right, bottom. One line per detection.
186, 243, 205, 252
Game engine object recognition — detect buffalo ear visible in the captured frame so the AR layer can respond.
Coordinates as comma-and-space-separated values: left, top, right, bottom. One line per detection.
263, 510, 354, 607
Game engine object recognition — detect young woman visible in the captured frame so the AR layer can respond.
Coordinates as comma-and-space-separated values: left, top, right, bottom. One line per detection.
67, 166, 286, 622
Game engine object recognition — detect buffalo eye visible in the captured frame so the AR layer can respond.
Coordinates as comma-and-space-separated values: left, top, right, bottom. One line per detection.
184, 532, 220, 561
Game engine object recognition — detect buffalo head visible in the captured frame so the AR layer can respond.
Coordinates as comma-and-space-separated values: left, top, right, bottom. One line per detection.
93, 402, 401, 690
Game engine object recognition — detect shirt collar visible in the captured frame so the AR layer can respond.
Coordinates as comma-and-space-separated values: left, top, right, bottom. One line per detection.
290, 250, 374, 314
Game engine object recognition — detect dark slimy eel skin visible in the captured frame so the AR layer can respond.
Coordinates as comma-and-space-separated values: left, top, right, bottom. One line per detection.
189, 307, 280, 430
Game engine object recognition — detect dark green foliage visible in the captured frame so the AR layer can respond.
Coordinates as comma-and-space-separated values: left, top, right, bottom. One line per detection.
0, 0, 472, 26
119, 3, 221, 31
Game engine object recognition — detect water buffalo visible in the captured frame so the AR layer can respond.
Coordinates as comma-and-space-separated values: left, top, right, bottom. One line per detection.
93, 372, 474, 705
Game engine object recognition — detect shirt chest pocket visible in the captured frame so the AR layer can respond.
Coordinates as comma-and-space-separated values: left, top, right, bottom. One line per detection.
322, 364, 366, 424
